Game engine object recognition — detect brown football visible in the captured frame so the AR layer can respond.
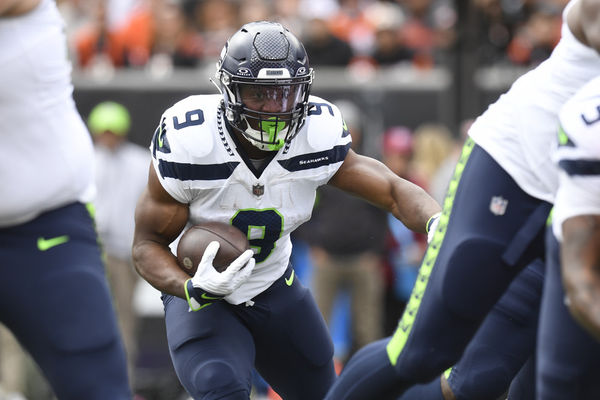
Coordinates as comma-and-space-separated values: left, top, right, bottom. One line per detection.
176, 221, 250, 276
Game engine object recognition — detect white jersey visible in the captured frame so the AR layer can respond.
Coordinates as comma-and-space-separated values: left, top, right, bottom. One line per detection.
151, 94, 351, 304
0, 0, 95, 227
468, 0, 600, 203
552, 76, 600, 241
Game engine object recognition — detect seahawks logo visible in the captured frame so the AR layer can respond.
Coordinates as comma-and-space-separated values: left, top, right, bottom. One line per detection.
296, 67, 307, 76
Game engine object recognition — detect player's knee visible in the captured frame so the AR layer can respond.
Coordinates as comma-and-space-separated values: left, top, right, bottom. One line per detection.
398, 346, 455, 383
187, 360, 249, 399
440, 238, 512, 319
450, 367, 512, 400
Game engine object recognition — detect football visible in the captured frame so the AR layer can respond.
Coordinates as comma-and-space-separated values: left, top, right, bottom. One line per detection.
176, 221, 250, 276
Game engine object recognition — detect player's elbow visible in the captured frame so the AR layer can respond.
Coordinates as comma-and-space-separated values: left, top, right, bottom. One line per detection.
131, 237, 152, 279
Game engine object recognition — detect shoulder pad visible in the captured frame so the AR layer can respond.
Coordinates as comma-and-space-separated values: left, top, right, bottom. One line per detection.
303, 96, 350, 151
152, 95, 221, 161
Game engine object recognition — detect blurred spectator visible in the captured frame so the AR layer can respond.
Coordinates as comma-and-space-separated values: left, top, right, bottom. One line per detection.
73, 0, 127, 68
380, 126, 427, 335
469, 0, 565, 66
372, 26, 414, 66
410, 122, 455, 191
88, 101, 150, 386
366, 2, 414, 66
303, 18, 354, 66
273, 0, 307, 39
238, 0, 272, 26
397, 0, 457, 67
469, 0, 512, 64
429, 118, 473, 204
328, 0, 377, 58
186, 0, 238, 59
105, 0, 141, 31
74, 0, 203, 71
57, 0, 95, 42
118, 0, 203, 69
309, 100, 387, 362
507, 4, 562, 66
381, 126, 418, 184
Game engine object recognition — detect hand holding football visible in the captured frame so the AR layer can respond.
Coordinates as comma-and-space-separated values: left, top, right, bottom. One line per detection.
176, 222, 250, 275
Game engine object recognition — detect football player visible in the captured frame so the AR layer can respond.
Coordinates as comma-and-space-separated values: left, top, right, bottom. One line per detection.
0, 0, 131, 398
324, 0, 600, 398
132, 21, 441, 400
536, 76, 600, 398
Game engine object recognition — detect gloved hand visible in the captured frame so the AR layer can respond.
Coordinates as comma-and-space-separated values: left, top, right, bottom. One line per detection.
184, 241, 255, 311
426, 212, 441, 244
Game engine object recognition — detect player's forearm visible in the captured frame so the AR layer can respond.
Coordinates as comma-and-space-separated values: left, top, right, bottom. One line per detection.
390, 179, 441, 234
561, 214, 600, 340
132, 239, 190, 299
564, 272, 600, 342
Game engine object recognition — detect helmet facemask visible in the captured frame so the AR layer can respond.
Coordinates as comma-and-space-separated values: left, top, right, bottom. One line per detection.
218, 71, 313, 151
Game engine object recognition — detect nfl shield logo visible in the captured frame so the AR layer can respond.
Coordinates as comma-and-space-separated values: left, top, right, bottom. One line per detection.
252, 184, 264, 197
489, 196, 508, 216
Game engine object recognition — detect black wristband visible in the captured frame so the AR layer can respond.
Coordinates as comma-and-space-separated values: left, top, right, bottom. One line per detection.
185, 279, 224, 311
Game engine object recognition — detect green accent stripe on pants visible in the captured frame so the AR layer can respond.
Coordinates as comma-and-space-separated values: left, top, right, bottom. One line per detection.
386, 138, 476, 366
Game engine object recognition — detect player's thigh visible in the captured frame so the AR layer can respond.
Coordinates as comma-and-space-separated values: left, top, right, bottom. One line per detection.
163, 294, 255, 400
0, 203, 130, 399
447, 260, 543, 399
252, 268, 336, 400
536, 230, 600, 399
389, 142, 549, 377
432, 143, 549, 318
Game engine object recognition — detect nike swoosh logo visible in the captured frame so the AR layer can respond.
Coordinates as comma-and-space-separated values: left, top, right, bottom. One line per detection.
37, 235, 69, 251
201, 293, 222, 300
285, 270, 295, 286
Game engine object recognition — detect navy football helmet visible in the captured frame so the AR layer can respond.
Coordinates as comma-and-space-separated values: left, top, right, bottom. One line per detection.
213, 21, 313, 151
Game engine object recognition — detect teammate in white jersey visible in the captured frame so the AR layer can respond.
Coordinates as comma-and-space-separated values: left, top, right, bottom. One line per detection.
325, 1, 600, 399
552, 76, 600, 338
535, 76, 600, 399
0, 0, 130, 398
132, 21, 441, 400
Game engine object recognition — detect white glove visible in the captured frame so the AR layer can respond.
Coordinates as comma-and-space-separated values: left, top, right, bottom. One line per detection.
184, 241, 255, 311
426, 212, 441, 244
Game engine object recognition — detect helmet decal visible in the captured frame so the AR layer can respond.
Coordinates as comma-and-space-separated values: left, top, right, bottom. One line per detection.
237, 67, 252, 77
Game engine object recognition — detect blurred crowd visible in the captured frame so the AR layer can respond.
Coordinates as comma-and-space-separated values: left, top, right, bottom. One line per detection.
58, 0, 570, 77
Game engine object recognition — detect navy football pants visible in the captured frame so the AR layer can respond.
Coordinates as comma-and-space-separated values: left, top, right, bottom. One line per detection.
325, 140, 551, 399
0, 202, 130, 399
163, 263, 336, 400
536, 229, 600, 399
399, 259, 542, 400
